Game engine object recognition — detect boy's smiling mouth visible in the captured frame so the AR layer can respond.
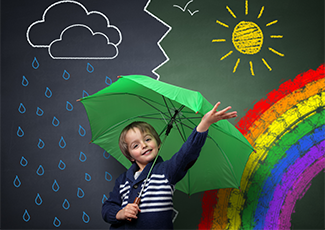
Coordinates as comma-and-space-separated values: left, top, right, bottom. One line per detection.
142, 149, 152, 155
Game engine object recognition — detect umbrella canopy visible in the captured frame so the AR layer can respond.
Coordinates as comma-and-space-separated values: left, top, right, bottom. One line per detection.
80, 75, 254, 195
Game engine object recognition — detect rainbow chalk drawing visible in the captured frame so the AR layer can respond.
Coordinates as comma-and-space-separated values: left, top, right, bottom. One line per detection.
199, 64, 324, 229
212, 1, 284, 76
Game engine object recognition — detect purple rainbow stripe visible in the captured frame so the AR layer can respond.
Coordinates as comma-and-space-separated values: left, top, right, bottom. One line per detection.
253, 123, 325, 229
243, 111, 325, 229
265, 140, 325, 229
278, 154, 325, 229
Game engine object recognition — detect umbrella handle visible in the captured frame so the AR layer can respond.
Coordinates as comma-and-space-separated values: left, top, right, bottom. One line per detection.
134, 197, 141, 205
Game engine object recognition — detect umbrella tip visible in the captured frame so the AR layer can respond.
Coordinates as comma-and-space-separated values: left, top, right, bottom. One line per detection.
76, 99, 81, 102
195, 111, 198, 114
117, 75, 121, 78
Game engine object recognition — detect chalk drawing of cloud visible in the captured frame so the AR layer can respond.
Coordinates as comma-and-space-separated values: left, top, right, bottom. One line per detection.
26, 0, 121, 59
49, 24, 118, 59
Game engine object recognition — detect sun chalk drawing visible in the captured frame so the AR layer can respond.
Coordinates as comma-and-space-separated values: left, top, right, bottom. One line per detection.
144, 1, 171, 79
173, 0, 199, 16
198, 64, 324, 229
26, 0, 122, 60
212, 1, 284, 76
232, 21, 263, 55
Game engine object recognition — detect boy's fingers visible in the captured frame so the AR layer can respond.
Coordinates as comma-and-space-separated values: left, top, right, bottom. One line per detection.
213, 102, 221, 111
217, 106, 232, 115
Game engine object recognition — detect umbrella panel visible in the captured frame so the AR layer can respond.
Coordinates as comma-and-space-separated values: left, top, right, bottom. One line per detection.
81, 75, 254, 195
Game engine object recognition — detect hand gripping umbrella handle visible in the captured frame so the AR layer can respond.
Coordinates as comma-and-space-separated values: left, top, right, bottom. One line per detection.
133, 197, 141, 205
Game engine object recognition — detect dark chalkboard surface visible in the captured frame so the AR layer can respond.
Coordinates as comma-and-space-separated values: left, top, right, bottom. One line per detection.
1, 0, 324, 229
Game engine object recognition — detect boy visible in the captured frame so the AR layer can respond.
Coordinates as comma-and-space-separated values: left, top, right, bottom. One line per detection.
102, 102, 237, 229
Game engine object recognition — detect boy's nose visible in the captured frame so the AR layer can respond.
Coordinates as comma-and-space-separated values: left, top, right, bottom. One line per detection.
141, 142, 147, 148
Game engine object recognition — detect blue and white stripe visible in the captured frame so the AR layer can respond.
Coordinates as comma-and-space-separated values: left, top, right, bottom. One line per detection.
139, 174, 174, 213
119, 181, 130, 207
118, 174, 174, 213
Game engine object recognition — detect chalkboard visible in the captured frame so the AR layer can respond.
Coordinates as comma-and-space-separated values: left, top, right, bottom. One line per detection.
1, 0, 324, 229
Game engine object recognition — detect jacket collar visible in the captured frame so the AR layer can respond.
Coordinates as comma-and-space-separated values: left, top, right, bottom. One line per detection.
126, 156, 164, 183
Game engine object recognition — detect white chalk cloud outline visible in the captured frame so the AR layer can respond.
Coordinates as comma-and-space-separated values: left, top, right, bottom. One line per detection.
49, 24, 118, 60
26, 0, 122, 60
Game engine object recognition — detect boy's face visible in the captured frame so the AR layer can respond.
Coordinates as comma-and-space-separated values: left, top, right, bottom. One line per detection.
125, 127, 160, 171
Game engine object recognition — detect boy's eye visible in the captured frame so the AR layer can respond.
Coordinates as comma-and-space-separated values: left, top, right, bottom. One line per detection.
146, 138, 151, 142
133, 144, 138, 149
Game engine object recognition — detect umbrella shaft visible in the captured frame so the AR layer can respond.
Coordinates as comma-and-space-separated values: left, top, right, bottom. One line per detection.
165, 105, 184, 136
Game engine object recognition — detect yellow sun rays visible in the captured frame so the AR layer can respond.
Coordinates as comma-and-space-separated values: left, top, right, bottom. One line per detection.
212, 1, 285, 76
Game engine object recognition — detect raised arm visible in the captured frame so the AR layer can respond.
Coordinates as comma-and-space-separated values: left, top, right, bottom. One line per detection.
197, 102, 237, 133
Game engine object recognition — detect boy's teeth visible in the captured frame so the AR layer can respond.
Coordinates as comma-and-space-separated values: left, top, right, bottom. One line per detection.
143, 150, 151, 155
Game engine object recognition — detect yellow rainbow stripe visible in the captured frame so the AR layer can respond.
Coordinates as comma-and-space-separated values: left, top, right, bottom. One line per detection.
210, 78, 325, 229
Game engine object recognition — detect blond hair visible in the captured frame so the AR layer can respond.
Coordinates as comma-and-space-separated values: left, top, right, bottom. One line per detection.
119, 121, 162, 162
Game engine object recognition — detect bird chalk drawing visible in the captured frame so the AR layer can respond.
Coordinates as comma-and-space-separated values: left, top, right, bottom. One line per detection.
26, 0, 122, 60
173, 0, 199, 16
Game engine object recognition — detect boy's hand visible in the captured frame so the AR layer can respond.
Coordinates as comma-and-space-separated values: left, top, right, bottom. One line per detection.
197, 102, 237, 133
116, 203, 141, 222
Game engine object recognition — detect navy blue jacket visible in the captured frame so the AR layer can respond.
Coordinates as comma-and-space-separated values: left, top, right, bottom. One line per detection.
102, 128, 208, 229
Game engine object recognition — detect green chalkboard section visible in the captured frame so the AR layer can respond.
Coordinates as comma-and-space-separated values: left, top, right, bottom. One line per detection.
148, 0, 324, 123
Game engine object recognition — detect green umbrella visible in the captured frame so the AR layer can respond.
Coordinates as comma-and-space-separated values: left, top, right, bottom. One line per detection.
79, 75, 254, 195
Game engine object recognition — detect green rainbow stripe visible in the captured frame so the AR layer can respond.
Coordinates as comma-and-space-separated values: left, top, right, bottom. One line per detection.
228, 92, 325, 229
198, 66, 324, 230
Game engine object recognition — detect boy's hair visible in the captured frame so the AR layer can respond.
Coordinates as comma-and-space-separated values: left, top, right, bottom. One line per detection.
119, 121, 162, 162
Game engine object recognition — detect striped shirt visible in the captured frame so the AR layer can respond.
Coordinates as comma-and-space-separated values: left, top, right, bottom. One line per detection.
102, 128, 208, 229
